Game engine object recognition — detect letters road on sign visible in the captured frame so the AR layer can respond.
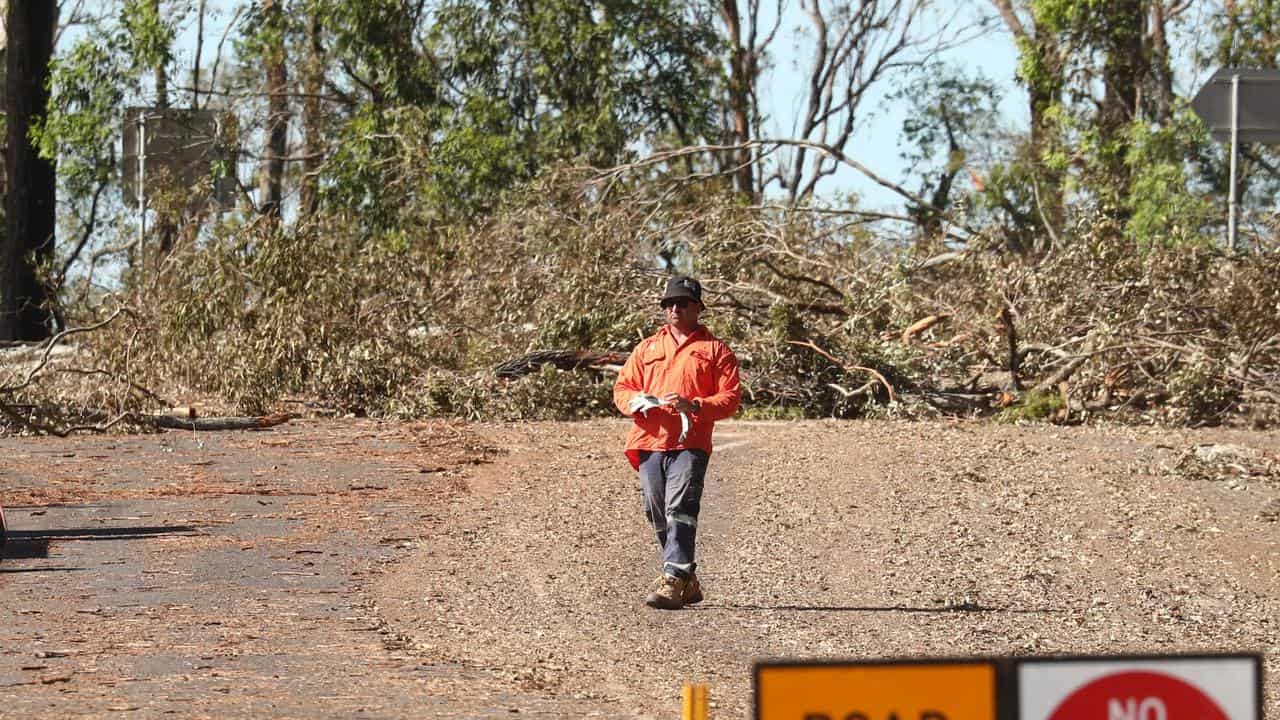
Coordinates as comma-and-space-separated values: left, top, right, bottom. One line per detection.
1018, 655, 1261, 720
755, 661, 996, 720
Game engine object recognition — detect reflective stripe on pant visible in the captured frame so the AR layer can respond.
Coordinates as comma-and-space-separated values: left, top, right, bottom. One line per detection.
637, 448, 708, 579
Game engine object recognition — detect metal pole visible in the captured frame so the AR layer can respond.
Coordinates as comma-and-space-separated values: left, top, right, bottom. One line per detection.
1228, 74, 1240, 252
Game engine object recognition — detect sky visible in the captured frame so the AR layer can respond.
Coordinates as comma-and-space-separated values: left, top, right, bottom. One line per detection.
756, 0, 1025, 211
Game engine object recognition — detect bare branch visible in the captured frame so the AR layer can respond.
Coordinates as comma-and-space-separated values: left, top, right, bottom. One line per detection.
207, 5, 245, 98
58, 178, 109, 287
787, 339, 897, 402
784, 0, 945, 204
585, 139, 977, 236
1, 307, 129, 395
988, 0, 1028, 39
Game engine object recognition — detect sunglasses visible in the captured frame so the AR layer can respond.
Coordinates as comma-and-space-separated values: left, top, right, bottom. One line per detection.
661, 299, 696, 309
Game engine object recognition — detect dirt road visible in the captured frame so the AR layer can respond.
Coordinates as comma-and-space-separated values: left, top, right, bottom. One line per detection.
2, 418, 1277, 717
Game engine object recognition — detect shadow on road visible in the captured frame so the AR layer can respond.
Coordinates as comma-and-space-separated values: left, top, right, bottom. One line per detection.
1, 538, 50, 560
1, 565, 83, 574
698, 603, 1055, 614
1, 525, 203, 563
6, 525, 203, 541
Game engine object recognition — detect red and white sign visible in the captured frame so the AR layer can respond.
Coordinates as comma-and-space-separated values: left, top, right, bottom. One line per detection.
1019, 657, 1259, 720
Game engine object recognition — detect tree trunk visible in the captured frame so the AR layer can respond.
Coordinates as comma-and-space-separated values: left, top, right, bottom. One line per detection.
1098, 0, 1145, 187
719, 0, 757, 201
259, 0, 289, 219
2, 0, 57, 342
153, 0, 176, 255
1146, 2, 1175, 123
153, 0, 169, 110
300, 9, 324, 216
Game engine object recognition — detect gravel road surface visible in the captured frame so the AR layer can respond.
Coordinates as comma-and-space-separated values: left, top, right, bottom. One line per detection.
2, 418, 1277, 717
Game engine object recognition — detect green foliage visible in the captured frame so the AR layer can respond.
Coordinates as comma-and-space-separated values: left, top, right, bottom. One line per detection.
300, 0, 720, 226
490, 367, 615, 421
1209, 0, 1280, 67
235, 0, 290, 67
423, 0, 720, 190
1123, 112, 1217, 246
121, 0, 177, 73
991, 0, 1223, 250
739, 404, 807, 421
35, 36, 131, 197
35, 0, 182, 198
310, 0, 438, 104
995, 390, 1063, 423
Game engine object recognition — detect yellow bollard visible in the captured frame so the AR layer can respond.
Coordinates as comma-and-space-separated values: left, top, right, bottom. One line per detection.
681, 682, 709, 720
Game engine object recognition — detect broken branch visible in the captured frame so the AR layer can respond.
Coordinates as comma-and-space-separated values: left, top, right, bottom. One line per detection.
787, 339, 896, 403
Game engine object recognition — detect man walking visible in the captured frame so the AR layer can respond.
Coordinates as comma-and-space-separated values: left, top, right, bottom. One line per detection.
613, 276, 741, 609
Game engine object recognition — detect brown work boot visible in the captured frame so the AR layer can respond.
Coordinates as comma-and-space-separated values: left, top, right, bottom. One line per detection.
645, 574, 687, 610
682, 571, 703, 605
648, 572, 703, 604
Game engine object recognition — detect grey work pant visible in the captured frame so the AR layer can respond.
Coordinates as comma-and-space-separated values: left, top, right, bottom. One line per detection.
637, 448, 708, 579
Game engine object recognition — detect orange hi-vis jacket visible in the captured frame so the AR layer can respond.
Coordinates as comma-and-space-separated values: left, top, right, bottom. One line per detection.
613, 324, 741, 470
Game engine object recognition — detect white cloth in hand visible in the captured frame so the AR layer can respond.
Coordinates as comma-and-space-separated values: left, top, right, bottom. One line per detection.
629, 392, 691, 444
628, 393, 664, 416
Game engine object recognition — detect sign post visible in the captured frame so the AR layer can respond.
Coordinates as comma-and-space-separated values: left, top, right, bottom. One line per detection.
1191, 67, 1280, 252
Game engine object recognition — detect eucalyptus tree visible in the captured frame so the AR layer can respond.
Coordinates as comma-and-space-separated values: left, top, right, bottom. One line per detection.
277, 0, 720, 227
985, 0, 1208, 248
426, 0, 721, 186
32, 0, 182, 294
2, 0, 59, 340
717, 0, 782, 201
259, 0, 288, 218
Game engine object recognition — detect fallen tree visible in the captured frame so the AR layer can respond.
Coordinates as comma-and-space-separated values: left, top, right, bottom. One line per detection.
6, 172, 1278, 431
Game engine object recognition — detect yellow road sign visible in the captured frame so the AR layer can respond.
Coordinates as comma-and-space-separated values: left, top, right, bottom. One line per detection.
755, 661, 997, 720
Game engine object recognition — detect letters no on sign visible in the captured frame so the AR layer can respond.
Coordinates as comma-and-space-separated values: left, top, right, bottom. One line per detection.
1046, 672, 1228, 720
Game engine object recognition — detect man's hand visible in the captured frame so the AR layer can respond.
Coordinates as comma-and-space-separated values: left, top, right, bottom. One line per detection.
661, 393, 697, 413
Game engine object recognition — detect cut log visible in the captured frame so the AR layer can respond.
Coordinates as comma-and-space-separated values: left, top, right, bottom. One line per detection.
495, 349, 631, 379
136, 412, 292, 431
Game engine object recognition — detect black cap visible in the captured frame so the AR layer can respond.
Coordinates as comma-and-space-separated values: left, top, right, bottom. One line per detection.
660, 276, 703, 306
